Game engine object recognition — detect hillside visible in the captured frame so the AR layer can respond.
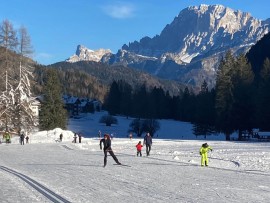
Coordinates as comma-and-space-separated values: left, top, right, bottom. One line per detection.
246, 32, 270, 75
49, 61, 188, 98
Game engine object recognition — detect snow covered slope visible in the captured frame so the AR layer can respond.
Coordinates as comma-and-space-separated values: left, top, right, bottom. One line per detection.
1, 135, 269, 202
0, 112, 269, 202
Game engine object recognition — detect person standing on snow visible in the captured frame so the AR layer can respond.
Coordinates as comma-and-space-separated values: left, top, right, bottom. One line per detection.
100, 134, 121, 167
25, 136, 29, 144
200, 143, 213, 166
78, 133, 82, 143
20, 132, 25, 145
73, 133, 77, 143
59, 133, 63, 142
144, 132, 152, 156
4, 131, 11, 144
136, 141, 143, 157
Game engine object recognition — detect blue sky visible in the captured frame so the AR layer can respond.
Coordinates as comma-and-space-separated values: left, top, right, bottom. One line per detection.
1, 0, 269, 65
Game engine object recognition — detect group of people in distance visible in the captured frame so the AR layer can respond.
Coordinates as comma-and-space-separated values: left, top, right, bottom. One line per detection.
1, 131, 29, 145
99, 131, 213, 168
99, 132, 153, 167
19, 132, 29, 145
135, 132, 152, 157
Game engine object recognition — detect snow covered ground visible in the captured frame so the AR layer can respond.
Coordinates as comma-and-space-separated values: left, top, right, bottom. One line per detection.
67, 111, 226, 140
0, 112, 270, 202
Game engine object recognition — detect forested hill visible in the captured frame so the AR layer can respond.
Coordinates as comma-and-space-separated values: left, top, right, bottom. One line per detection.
47, 61, 188, 100
1, 46, 187, 103
246, 32, 270, 76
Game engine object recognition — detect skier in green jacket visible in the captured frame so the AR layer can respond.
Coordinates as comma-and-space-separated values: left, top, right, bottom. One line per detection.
3, 131, 11, 144
200, 143, 212, 166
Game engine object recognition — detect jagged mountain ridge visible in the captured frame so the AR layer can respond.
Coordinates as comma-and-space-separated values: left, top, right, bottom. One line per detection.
121, 4, 268, 62
66, 4, 270, 88
66, 45, 111, 63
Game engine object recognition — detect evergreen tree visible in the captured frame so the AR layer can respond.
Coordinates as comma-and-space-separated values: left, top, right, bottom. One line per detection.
132, 84, 149, 118
170, 95, 181, 120
148, 87, 168, 119
118, 80, 132, 117
192, 80, 216, 137
105, 81, 121, 115
257, 58, 270, 130
230, 54, 254, 138
39, 69, 67, 130
179, 87, 196, 122
215, 51, 235, 140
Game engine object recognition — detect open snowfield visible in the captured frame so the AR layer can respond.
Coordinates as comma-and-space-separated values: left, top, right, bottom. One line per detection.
0, 112, 270, 203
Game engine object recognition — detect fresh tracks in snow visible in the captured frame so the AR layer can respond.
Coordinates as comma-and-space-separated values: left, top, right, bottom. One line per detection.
0, 165, 71, 203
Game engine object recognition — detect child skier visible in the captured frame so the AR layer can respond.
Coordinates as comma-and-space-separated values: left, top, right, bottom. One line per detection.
200, 143, 213, 166
136, 141, 143, 157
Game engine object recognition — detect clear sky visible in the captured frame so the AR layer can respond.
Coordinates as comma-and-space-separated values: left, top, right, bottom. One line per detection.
1, 0, 269, 65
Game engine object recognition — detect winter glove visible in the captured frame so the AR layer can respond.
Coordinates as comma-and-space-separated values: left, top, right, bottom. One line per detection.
100, 146, 102, 150
210, 149, 213, 152
200, 152, 202, 155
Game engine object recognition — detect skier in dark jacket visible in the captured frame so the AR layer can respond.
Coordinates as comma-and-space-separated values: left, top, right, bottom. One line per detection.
144, 132, 152, 156
100, 134, 121, 167
20, 133, 25, 145
59, 133, 63, 142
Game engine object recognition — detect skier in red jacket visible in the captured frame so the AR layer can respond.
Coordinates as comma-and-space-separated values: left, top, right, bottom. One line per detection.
136, 141, 143, 157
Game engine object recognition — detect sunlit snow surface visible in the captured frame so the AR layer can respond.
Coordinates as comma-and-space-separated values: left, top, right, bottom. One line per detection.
0, 112, 269, 203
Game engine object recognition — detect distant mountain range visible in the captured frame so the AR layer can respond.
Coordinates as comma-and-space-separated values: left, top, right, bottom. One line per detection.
66, 45, 111, 63
66, 4, 270, 88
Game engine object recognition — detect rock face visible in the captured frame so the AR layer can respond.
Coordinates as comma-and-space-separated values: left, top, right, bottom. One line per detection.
67, 5, 270, 88
66, 45, 111, 63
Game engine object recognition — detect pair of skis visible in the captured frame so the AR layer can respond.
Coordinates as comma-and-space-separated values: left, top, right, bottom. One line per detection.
113, 163, 131, 167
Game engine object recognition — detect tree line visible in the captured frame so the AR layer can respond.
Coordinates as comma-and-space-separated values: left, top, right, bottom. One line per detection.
104, 51, 270, 140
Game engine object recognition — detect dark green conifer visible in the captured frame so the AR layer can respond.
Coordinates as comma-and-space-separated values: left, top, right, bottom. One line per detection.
39, 69, 67, 130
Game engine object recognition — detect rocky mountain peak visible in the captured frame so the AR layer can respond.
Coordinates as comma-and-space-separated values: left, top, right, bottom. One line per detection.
117, 4, 268, 66
66, 45, 111, 63
65, 4, 270, 88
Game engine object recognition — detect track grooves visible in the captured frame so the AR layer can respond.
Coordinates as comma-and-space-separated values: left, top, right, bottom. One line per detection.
0, 165, 71, 203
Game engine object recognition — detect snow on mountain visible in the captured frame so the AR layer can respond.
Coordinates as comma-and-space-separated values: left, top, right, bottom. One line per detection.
119, 4, 268, 61
106, 4, 269, 87
66, 45, 111, 63
65, 5, 270, 88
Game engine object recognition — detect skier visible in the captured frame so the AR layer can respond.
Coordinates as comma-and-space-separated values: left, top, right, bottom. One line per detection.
100, 134, 121, 167
73, 133, 77, 143
20, 132, 25, 145
4, 131, 11, 144
59, 133, 63, 142
144, 132, 152, 156
25, 136, 29, 144
136, 141, 143, 157
78, 133, 82, 143
200, 143, 213, 166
